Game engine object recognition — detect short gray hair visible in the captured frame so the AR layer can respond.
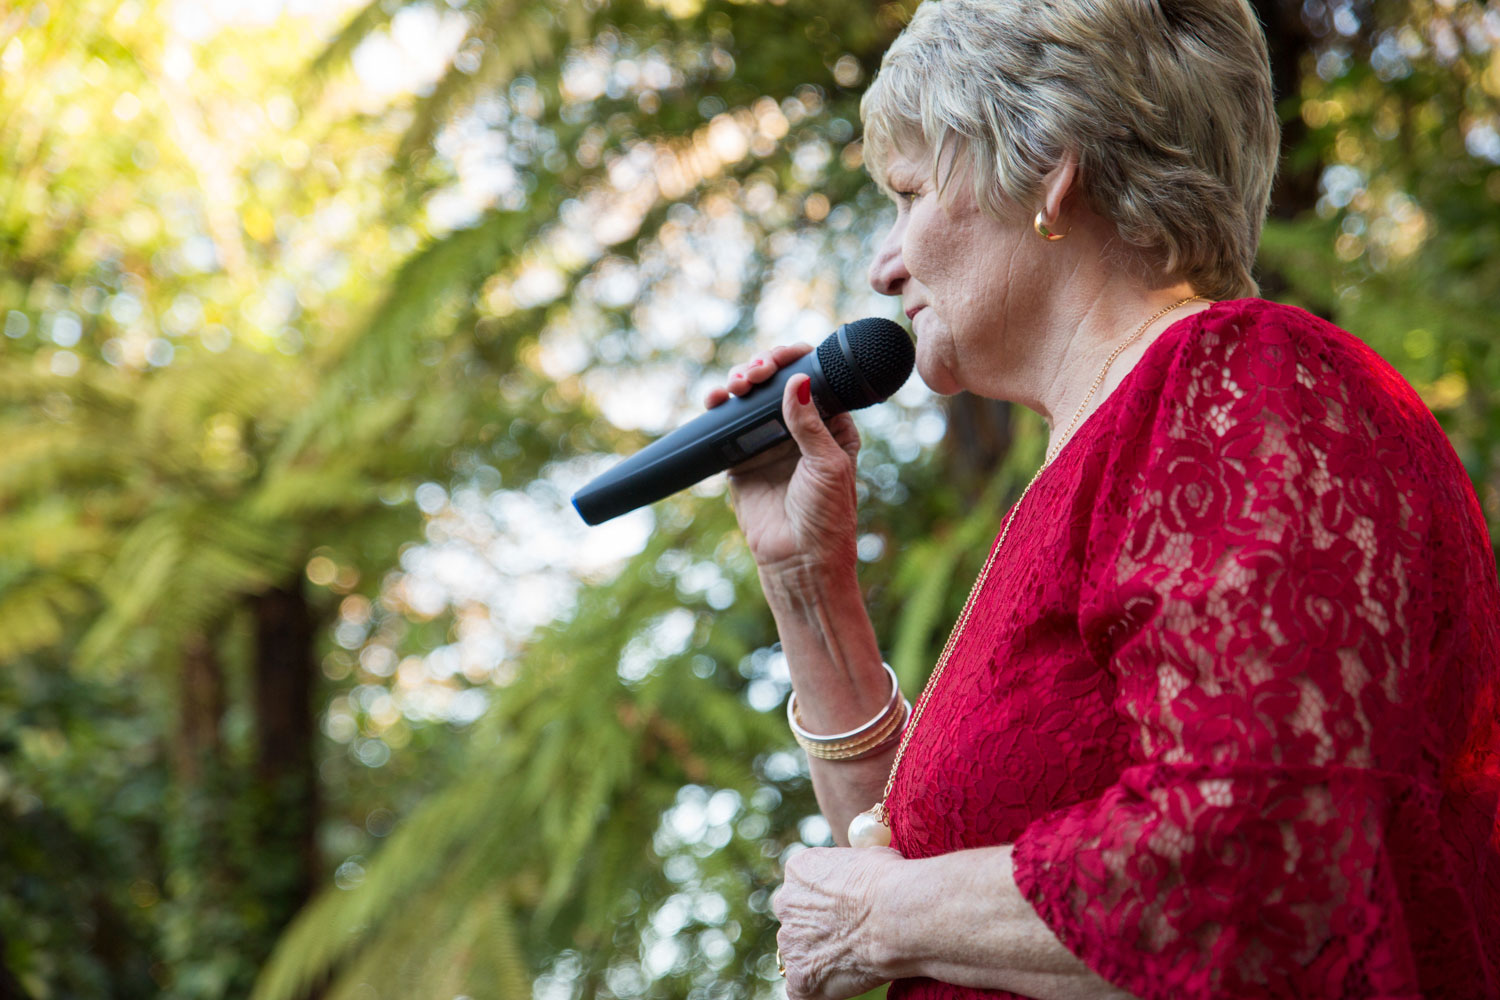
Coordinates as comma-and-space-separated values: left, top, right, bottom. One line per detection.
860, 0, 1280, 300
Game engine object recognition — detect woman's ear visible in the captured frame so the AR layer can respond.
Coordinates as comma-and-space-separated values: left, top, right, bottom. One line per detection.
1039, 150, 1080, 222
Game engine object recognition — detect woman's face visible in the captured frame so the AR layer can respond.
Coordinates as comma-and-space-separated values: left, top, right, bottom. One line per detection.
867, 144, 1036, 397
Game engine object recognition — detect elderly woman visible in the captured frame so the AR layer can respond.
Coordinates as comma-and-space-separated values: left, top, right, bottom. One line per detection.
703, 0, 1500, 997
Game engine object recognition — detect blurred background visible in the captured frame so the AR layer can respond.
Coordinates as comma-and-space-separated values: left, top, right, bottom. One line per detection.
0, 0, 1496, 997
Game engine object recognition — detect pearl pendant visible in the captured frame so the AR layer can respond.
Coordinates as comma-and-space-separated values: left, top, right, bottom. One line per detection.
847, 807, 892, 848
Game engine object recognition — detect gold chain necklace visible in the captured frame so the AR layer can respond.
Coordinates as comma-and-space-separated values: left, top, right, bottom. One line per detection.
847, 296, 1203, 849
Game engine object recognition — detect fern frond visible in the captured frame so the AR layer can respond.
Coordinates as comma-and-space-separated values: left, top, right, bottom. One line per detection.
306, 0, 398, 81
74, 500, 297, 672
134, 349, 293, 459
267, 207, 533, 469
0, 574, 88, 661
252, 770, 503, 1000
534, 749, 617, 923
470, 893, 531, 1000
0, 419, 129, 500
396, 0, 564, 166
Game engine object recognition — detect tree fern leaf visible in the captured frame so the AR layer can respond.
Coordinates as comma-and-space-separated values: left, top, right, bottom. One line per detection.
0, 421, 125, 499
75, 512, 184, 669
306, 0, 397, 81
473, 894, 531, 1000
534, 736, 625, 924
0, 576, 86, 660
267, 208, 533, 468
318, 863, 480, 1000
396, 0, 564, 166
252, 771, 504, 1000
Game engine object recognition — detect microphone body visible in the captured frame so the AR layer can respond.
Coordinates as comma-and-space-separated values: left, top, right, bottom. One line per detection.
572, 319, 912, 526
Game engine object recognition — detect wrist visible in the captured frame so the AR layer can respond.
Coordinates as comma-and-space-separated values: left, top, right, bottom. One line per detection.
760, 569, 886, 733
788, 663, 909, 760
859, 852, 916, 981
758, 558, 859, 618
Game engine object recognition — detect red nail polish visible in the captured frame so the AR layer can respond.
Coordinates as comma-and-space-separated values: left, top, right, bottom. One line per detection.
797, 379, 811, 406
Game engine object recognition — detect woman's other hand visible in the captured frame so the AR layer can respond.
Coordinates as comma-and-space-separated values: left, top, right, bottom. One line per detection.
773, 846, 903, 1000
704, 344, 862, 583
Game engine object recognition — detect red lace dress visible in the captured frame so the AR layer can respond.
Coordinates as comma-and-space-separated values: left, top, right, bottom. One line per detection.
886, 299, 1500, 1000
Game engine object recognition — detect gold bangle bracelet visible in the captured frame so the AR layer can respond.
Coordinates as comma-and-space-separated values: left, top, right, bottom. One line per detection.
794, 699, 910, 760
786, 663, 907, 760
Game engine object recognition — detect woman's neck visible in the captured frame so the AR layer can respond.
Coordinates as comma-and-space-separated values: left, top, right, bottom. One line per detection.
1028, 283, 1211, 459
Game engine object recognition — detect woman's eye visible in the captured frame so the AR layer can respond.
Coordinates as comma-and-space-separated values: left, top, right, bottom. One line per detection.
893, 189, 918, 207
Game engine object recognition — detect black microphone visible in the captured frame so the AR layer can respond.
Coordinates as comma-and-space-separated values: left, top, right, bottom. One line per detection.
571, 318, 914, 525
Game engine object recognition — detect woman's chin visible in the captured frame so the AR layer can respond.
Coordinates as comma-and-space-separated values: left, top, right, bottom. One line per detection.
915, 355, 963, 396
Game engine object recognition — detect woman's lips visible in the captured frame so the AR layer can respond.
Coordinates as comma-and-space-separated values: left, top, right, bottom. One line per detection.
905, 305, 925, 320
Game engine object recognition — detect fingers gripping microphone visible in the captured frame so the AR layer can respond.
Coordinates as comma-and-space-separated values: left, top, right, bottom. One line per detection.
571, 318, 914, 525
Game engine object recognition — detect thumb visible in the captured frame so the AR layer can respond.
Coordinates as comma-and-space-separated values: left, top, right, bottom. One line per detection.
782, 374, 847, 468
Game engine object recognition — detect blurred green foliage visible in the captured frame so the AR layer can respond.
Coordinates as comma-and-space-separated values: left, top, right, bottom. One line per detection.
1, 0, 1497, 998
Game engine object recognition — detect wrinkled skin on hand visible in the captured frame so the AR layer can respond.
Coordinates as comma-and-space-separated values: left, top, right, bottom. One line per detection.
704, 343, 863, 584
773, 846, 906, 1000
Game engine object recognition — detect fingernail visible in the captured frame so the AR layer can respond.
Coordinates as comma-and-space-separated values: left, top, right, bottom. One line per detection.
750, 360, 763, 367
796, 379, 811, 406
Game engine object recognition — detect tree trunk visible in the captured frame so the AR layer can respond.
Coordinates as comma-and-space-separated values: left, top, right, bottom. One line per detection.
1248, 0, 1328, 314
174, 631, 226, 784
941, 393, 1013, 503
1253, 0, 1323, 221
251, 582, 320, 911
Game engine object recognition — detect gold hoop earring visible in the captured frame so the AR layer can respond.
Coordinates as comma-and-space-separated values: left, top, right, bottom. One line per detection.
1034, 211, 1069, 241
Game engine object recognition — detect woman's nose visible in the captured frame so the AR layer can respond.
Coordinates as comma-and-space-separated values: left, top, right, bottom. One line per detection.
868, 223, 909, 297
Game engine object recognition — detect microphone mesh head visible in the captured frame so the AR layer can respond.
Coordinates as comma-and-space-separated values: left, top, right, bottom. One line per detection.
817, 317, 915, 411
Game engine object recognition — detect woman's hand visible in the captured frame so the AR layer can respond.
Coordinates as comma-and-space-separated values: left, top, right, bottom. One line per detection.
773, 846, 904, 1000
776, 844, 1140, 1000
704, 344, 862, 582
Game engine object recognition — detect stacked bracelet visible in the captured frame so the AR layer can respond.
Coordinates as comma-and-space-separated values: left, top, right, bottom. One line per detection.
787, 662, 910, 761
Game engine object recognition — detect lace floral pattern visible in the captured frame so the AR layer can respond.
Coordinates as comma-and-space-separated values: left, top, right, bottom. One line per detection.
886, 300, 1500, 1000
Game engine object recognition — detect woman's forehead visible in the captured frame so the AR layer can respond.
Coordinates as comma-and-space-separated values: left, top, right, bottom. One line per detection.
879, 138, 969, 194
883, 146, 926, 173
877, 143, 934, 183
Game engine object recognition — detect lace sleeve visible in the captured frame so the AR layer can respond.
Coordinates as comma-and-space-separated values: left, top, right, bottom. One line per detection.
1011, 305, 1500, 999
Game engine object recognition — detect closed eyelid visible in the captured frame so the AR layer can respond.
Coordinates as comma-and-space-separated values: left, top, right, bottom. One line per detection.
887, 184, 920, 206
